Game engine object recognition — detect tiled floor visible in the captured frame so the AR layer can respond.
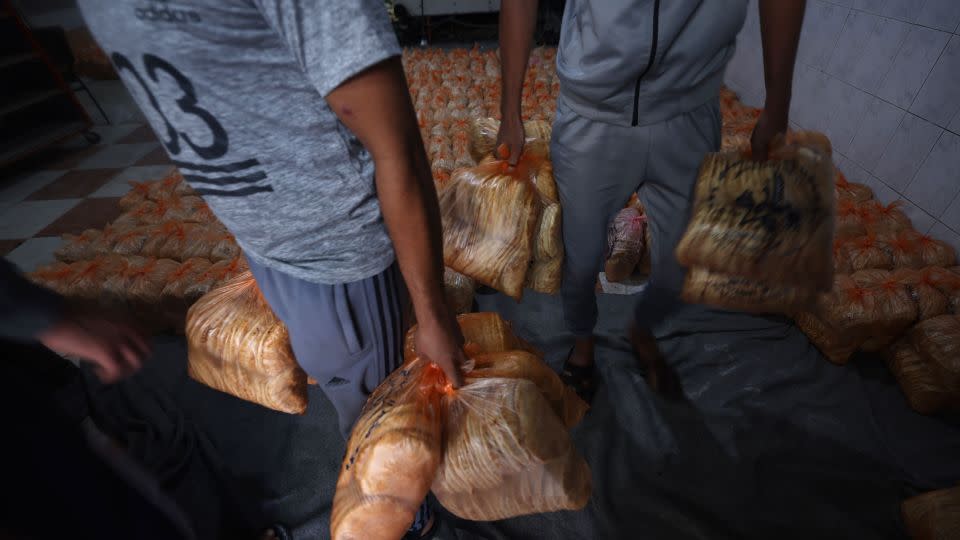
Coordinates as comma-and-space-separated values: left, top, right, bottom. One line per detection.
0, 123, 173, 272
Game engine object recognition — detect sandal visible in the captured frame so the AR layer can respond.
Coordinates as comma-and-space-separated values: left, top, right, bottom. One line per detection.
561, 348, 596, 404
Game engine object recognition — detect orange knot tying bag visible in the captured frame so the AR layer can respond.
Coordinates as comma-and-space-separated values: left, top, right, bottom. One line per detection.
185, 271, 307, 414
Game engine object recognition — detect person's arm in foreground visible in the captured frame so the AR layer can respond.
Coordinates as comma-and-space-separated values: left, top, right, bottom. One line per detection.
496, 0, 540, 166
0, 260, 149, 382
751, 0, 806, 159
327, 57, 466, 387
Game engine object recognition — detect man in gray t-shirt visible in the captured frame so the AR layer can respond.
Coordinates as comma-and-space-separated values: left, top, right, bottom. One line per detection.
77, 1, 465, 535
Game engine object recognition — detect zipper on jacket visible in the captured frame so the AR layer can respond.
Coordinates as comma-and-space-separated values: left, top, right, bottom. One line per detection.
631, 0, 662, 126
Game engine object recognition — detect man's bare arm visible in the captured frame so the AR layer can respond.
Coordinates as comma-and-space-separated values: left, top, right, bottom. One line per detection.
326, 56, 464, 386
752, 0, 806, 159
497, 0, 539, 165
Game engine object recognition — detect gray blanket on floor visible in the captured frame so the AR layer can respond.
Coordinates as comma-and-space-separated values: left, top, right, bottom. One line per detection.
87, 292, 960, 540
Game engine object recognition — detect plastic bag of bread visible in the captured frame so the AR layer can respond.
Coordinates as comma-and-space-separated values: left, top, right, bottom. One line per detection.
470, 117, 552, 161
925, 267, 960, 314
676, 131, 835, 291
797, 274, 917, 363
901, 484, 960, 540
527, 201, 563, 294
834, 171, 873, 203
910, 315, 960, 391
405, 311, 539, 363
55, 229, 106, 262
160, 257, 214, 329
885, 340, 957, 414
331, 358, 446, 540
682, 266, 816, 314
917, 234, 957, 267
527, 254, 563, 295
181, 257, 249, 299
880, 230, 925, 269
891, 268, 949, 321
856, 277, 919, 352
185, 271, 307, 414
533, 201, 562, 261
838, 235, 893, 271
835, 199, 868, 239
605, 207, 646, 283
439, 145, 545, 299
468, 350, 588, 429
432, 377, 591, 521
866, 201, 912, 234
444, 267, 476, 315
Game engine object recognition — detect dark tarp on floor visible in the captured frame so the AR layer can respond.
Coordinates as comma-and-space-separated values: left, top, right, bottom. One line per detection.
83, 291, 960, 539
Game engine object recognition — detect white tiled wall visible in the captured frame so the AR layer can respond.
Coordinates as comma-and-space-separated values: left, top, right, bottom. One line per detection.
725, 0, 960, 253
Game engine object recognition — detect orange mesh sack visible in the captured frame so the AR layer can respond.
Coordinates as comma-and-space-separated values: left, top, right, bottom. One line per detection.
885, 340, 957, 414
682, 266, 816, 314
891, 268, 949, 321
444, 267, 476, 315
605, 207, 646, 283
902, 484, 960, 540
910, 315, 960, 392
439, 146, 545, 299
432, 376, 592, 521
185, 271, 308, 414
331, 358, 446, 540
675, 131, 835, 291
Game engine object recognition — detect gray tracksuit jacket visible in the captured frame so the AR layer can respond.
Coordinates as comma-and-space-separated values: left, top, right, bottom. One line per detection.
557, 0, 749, 127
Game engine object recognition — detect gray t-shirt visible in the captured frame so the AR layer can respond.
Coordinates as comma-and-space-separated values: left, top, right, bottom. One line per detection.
77, 0, 400, 284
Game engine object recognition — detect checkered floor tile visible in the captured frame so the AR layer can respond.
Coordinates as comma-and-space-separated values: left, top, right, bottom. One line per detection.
0, 123, 172, 272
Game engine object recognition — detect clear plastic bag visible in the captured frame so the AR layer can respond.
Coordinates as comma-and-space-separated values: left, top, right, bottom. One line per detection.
891, 268, 949, 321
834, 170, 874, 203
439, 146, 547, 299
682, 266, 816, 314
185, 271, 307, 414
469, 117, 552, 162
909, 315, 960, 392
605, 207, 646, 283
55, 229, 104, 262
797, 274, 917, 364
432, 377, 591, 521
331, 358, 446, 540
444, 267, 476, 315
885, 340, 956, 414
676, 131, 835, 291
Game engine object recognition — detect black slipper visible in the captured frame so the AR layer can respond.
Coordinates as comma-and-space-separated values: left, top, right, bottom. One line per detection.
560, 348, 596, 404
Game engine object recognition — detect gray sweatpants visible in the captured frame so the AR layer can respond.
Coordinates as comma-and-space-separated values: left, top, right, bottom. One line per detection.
551, 96, 722, 335
247, 258, 407, 440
